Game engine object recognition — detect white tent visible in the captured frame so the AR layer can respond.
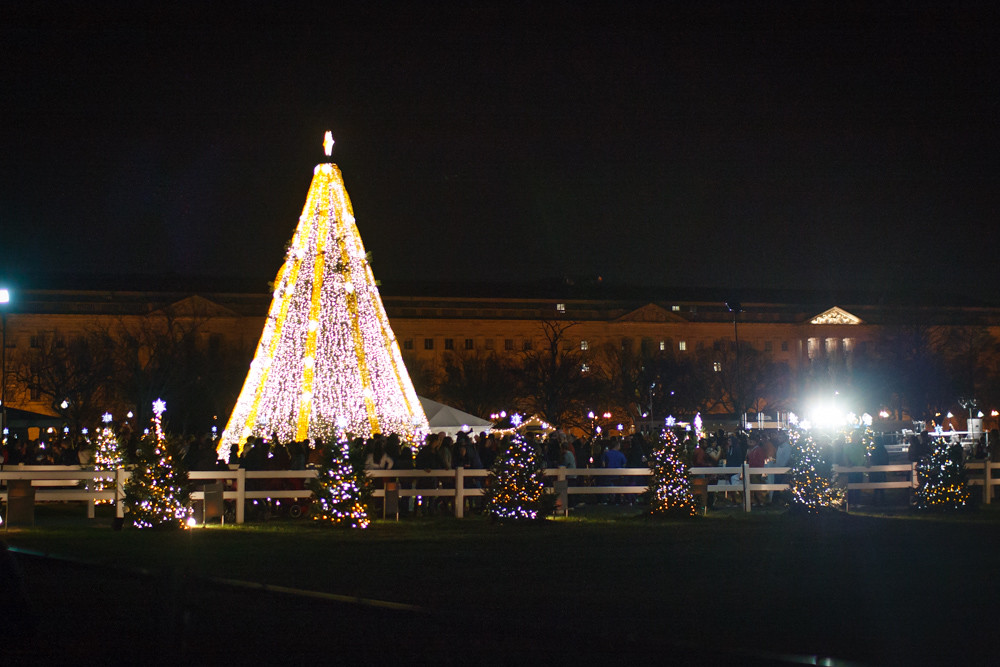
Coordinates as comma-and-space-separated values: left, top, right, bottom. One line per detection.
418, 397, 494, 438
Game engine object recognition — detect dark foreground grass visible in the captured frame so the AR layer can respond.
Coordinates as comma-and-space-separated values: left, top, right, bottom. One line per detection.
3, 503, 1000, 666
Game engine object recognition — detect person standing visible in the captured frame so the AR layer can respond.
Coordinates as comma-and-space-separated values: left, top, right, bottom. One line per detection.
869, 434, 890, 505
844, 432, 867, 508
771, 431, 792, 505
601, 438, 627, 504
746, 436, 768, 506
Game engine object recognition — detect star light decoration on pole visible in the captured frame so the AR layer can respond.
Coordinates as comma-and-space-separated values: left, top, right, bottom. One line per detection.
152, 398, 167, 439
219, 132, 428, 461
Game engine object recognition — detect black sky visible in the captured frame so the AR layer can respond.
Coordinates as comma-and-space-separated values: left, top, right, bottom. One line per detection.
3, 2, 999, 302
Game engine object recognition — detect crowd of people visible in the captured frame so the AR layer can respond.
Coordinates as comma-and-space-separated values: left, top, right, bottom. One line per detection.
4, 422, 1000, 515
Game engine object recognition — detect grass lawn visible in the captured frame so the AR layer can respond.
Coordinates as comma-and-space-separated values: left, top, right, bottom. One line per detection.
3, 502, 1000, 665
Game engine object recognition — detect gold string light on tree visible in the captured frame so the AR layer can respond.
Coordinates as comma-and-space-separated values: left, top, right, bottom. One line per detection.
219, 132, 428, 462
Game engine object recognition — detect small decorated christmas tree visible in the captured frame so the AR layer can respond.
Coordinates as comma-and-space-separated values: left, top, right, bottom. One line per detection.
92, 412, 123, 504
484, 417, 549, 522
916, 436, 970, 511
648, 428, 698, 518
124, 400, 192, 529
309, 420, 371, 528
787, 430, 844, 514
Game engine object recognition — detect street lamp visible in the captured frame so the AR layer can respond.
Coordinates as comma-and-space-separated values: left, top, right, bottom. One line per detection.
0, 287, 9, 444
726, 301, 744, 429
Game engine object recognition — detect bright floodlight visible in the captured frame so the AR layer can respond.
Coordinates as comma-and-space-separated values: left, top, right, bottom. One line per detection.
806, 396, 848, 430
0, 288, 9, 304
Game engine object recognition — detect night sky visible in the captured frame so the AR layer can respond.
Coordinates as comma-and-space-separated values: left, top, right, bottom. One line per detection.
3, 2, 999, 302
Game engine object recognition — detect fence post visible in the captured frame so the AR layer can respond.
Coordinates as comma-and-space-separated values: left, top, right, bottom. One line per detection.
557, 466, 569, 517
454, 467, 465, 518
115, 467, 126, 519
986, 461, 993, 506
742, 462, 752, 513
236, 468, 246, 524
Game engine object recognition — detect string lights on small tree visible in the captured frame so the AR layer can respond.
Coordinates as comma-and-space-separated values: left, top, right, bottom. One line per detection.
309, 418, 371, 528
648, 428, 699, 518
787, 429, 844, 514
123, 399, 192, 529
916, 436, 970, 511
484, 414, 549, 522
92, 412, 123, 504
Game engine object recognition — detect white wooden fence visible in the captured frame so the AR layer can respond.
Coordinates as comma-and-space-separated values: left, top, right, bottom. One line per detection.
2, 461, 998, 523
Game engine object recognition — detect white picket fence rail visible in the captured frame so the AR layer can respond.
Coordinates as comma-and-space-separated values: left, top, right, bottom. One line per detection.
1, 461, 998, 523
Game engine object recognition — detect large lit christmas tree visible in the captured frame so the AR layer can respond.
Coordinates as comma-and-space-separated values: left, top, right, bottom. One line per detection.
124, 400, 192, 529
308, 420, 371, 528
484, 417, 550, 522
219, 132, 428, 461
915, 436, 970, 511
92, 412, 123, 504
648, 429, 698, 518
787, 430, 844, 514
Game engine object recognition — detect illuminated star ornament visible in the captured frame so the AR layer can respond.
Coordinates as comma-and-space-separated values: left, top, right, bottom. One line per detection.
219, 132, 429, 460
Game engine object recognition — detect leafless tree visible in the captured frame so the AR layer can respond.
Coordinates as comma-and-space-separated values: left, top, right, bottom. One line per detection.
10, 328, 117, 443
516, 320, 600, 430
437, 347, 517, 418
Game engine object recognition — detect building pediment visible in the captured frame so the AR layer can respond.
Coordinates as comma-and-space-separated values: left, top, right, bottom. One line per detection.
614, 303, 686, 323
158, 295, 240, 318
809, 306, 862, 325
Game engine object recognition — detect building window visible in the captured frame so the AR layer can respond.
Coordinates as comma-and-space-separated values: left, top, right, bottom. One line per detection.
781, 340, 789, 352
764, 340, 772, 353
209, 333, 223, 352
659, 340, 666, 351
556, 303, 566, 312
522, 339, 532, 351
713, 361, 722, 372
424, 338, 434, 350
403, 339, 414, 350
580, 340, 589, 351
671, 305, 680, 312
678, 341, 687, 351
464, 338, 474, 350
504, 339, 514, 351
30, 334, 42, 349
485, 338, 494, 350
444, 338, 454, 350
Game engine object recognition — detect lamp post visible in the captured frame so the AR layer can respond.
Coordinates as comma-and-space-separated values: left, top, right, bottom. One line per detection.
726, 301, 744, 430
1, 287, 10, 445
